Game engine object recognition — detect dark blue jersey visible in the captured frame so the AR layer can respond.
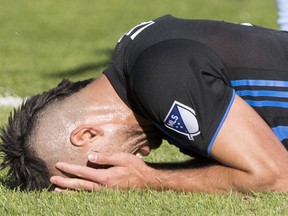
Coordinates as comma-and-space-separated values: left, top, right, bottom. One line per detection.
104, 15, 288, 157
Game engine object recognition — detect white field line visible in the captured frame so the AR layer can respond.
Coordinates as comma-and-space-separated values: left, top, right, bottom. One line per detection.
0, 96, 23, 107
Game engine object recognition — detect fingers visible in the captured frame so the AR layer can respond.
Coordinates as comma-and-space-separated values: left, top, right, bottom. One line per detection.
50, 176, 101, 192
51, 152, 147, 191
88, 152, 142, 167
55, 162, 112, 184
54, 162, 120, 185
55, 162, 98, 179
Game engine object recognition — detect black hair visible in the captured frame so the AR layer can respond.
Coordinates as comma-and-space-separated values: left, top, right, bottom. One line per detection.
0, 78, 94, 191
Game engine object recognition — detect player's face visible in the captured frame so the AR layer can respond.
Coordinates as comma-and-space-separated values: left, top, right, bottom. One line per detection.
88, 123, 153, 157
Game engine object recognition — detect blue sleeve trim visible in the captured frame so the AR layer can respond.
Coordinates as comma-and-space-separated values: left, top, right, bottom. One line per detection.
207, 89, 236, 156
272, 126, 288, 141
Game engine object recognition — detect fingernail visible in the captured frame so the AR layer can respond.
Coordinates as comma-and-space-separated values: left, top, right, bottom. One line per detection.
55, 162, 62, 169
50, 177, 56, 183
88, 152, 97, 162
54, 187, 63, 192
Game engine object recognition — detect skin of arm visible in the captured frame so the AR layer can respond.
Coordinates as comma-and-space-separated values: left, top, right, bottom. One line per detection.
50, 95, 288, 193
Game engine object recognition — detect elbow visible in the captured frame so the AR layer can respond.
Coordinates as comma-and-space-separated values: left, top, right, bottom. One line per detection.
247, 163, 283, 192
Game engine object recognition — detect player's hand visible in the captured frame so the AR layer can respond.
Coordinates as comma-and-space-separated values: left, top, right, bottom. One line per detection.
50, 152, 157, 192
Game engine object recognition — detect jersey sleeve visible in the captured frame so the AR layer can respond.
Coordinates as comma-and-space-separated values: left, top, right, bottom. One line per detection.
127, 39, 235, 157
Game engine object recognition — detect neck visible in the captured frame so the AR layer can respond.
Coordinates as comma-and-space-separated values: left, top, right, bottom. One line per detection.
79, 74, 150, 126
78, 74, 162, 151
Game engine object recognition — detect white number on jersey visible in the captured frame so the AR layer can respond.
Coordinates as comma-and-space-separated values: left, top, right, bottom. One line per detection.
118, 20, 155, 42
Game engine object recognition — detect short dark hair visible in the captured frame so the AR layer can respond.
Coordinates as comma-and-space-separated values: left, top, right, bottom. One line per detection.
0, 78, 94, 191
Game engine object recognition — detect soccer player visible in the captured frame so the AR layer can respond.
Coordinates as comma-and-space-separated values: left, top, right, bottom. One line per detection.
1, 15, 288, 193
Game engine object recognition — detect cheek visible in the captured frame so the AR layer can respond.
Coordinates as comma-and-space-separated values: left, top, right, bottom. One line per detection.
91, 139, 122, 153
90, 124, 133, 153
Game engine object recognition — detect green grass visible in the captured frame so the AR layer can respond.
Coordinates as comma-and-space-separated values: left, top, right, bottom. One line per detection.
1, 188, 288, 215
0, 0, 286, 215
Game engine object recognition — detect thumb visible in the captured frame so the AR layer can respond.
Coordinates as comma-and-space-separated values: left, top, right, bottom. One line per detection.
88, 152, 99, 163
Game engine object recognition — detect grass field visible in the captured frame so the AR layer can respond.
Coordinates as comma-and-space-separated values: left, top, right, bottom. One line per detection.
1, 0, 287, 215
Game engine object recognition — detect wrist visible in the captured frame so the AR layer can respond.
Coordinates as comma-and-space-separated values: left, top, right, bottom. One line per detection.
146, 168, 169, 191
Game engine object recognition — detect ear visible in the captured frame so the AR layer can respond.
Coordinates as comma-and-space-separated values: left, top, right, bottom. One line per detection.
70, 125, 104, 147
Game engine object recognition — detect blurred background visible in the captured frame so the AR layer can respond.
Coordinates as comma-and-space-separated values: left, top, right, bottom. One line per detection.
0, 0, 279, 98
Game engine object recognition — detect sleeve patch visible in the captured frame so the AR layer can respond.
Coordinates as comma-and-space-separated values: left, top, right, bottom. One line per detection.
164, 101, 200, 141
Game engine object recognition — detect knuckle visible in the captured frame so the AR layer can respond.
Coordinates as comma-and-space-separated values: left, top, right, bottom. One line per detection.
76, 181, 100, 191
99, 153, 111, 164
100, 175, 110, 185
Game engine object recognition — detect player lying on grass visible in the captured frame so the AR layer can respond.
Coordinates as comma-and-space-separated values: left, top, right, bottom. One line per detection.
1, 15, 288, 193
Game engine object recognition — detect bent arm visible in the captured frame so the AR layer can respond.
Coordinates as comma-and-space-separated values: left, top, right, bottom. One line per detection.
148, 95, 288, 192
51, 96, 288, 193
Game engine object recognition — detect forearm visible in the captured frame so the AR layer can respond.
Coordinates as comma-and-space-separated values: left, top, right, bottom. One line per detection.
150, 95, 288, 193
147, 164, 277, 193
50, 150, 288, 193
